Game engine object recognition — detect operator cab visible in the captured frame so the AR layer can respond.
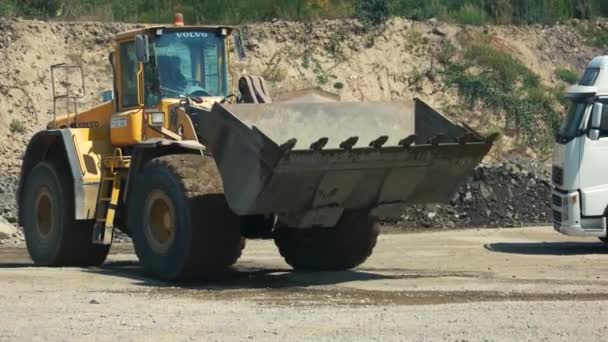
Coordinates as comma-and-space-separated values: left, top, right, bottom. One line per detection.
112, 22, 235, 113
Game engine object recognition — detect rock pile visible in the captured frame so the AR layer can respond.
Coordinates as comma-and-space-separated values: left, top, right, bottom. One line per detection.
396, 161, 552, 229
0, 161, 554, 246
0, 174, 18, 225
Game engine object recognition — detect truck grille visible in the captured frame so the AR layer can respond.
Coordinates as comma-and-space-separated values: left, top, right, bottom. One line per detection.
553, 210, 562, 224
552, 166, 563, 186
552, 194, 562, 207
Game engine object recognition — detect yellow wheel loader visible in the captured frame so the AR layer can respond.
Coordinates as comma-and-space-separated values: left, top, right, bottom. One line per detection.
17, 18, 494, 280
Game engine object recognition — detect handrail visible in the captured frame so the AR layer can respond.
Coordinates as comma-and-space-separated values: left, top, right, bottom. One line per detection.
50, 64, 85, 128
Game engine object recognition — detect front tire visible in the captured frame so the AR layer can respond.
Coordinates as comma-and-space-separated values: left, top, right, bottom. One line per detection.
128, 155, 244, 281
274, 210, 380, 271
21, 161, 109, 266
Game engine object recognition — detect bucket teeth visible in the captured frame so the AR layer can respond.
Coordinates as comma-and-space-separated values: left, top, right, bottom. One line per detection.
458, 132, 477, 145
428, 133, 449, 146
369, 136, 389, 149
339, 136, 359, 150
310, 137, 329, 151
279, 138, 298, 154
398, 135, 416, 147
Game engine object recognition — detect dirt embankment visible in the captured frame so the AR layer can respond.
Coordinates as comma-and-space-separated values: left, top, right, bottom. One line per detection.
0, 16, 600, 233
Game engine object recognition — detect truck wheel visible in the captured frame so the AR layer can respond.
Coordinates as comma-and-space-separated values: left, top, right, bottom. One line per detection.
599, 237, 608, 244
21, 162, 110, 266
128, 155, 244, 280
274, 210, 380, 271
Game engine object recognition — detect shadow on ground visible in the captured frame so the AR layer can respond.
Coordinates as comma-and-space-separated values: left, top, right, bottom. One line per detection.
0, 245, 486, 290
485, 242, 608, 256
85, 259, 453, 290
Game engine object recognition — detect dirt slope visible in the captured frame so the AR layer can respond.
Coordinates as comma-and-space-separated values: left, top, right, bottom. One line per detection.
0, 17, 602, 175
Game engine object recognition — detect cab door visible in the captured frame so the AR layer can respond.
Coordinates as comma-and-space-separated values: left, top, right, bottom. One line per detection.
111, 39, 144, 146
579, 102, 608, 216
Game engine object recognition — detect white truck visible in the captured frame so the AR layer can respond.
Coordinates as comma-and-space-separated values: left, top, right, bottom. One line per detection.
553, 56, 608, 241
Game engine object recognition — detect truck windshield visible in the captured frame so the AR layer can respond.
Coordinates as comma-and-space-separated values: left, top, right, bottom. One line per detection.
144, 30, 228, 105
556, 102, 587, 143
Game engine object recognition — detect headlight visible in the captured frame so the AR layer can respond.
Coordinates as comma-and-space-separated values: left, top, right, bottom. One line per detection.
149, 112, 164, 126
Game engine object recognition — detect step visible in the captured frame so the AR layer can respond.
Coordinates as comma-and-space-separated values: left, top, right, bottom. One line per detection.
92, 222, 113, 246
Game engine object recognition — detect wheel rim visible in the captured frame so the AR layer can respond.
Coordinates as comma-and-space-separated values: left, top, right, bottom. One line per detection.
144, 190, 176, 254
35, 187, 53, 237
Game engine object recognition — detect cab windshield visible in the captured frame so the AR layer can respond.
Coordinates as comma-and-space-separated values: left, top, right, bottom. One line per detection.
556, 102, 587, 143
144, 29, 228, 105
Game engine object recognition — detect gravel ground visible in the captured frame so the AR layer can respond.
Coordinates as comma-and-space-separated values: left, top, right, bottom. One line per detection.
1, 227, 608, 341
1, 295, 606, 341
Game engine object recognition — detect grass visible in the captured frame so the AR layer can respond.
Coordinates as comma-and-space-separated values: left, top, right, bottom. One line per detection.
578, 22, 608, 49
555, 68, 579, 84
449, 3, 491, 26
440, 32, 562, 155
9, 119, 26, 134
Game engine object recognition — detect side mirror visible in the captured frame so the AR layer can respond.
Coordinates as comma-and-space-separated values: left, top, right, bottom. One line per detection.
589, 102, 604, 141
135, 34, 149, 63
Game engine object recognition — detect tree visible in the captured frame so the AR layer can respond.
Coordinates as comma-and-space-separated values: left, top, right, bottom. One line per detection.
18, 0, 61, 17
575, 0, 592, 19
355, 0, 389, 27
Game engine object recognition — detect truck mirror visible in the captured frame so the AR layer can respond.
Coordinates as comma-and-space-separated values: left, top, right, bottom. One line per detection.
135, 35, 149, 63
591, 102, 603, 128
589, 102, 603, 141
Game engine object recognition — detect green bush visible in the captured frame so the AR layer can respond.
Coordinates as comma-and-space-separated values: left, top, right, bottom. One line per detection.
9, 119, 26, 134
555, 68, 579, 84
0, 0, 16, 17
6, 0, 608, 25
388, 0, 446, 20
441, 34, 562, 153
17, 0, 61, 18
450, 3, 491, 25
354, 0, 389, 27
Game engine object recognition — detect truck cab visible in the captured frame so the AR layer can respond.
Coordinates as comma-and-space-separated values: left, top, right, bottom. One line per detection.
553, 56, 608, 239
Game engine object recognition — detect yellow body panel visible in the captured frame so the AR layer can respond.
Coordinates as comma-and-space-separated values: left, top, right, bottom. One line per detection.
110, 109, 144, 146
69, 128, 113, 184
49, 101, 114, 130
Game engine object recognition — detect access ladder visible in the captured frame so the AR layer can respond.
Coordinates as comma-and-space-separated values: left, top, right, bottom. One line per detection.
92, 149, 131, 245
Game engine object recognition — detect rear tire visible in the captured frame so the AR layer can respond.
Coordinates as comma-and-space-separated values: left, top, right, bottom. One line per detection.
128, 155, 244, 281
599, 237, 608, 244
274, 210, 380, 271
21, 161, 110, 266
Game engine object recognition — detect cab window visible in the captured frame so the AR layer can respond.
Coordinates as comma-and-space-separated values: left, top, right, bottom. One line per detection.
601, 105, 608, 138
120, 41, 139, 107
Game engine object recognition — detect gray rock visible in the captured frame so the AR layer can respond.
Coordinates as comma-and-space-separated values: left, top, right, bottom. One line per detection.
464, 192, 473, 202
0, 222, 17, 240
479, 183, 493, 200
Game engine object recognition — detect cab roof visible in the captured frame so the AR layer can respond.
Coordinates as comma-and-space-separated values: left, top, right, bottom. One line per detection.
587, 55, 608, 69
114, 25, 235, 41
567, 56, 608, 99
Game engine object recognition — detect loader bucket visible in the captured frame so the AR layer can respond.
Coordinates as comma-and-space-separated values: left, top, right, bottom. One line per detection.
195, 99, 493, 219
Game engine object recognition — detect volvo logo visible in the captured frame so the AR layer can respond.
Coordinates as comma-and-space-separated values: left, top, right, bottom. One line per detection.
176, 32, 208, 38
